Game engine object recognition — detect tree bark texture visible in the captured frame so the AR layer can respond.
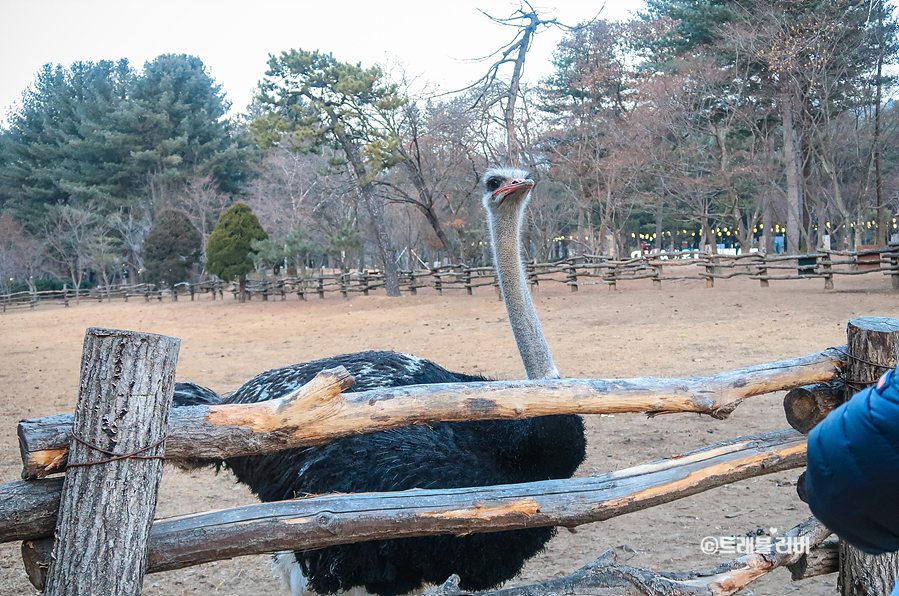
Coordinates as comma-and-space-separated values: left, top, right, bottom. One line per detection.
840, 317, 899, 596
17, 348, 845, 479
19, 430, 807, 581
43, 328, 180, 596
781, 87, 802, 254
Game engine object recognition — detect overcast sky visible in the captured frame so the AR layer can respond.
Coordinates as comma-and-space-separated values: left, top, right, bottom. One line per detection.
0, 0, 646, 123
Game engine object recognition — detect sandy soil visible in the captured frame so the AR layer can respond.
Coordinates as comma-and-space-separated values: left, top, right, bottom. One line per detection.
1, 270, 897, 596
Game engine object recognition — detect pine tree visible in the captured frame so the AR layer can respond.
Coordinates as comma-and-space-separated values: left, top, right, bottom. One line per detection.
205, 202, 268, 302
142, 210, 202, 300
255, 50, 405, 296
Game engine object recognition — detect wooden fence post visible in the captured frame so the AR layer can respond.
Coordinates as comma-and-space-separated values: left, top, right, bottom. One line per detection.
526, 262, 538, 292
889, 249, 899, 291
565, 258, 578, 292
840, 317, 899, 596
705, 255, 718, 288
43, 328, 180, 596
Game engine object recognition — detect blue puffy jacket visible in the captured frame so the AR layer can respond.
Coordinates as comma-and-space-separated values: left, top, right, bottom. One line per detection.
805, 367, 899, 594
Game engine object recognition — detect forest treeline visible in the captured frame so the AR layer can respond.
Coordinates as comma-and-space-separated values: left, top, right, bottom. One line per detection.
1, 0, 898, 298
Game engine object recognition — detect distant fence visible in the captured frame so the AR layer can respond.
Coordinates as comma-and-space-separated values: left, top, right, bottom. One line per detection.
3, 245, 898, 311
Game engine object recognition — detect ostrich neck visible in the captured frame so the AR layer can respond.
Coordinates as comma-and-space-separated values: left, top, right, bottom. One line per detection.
490, 207, 559, 380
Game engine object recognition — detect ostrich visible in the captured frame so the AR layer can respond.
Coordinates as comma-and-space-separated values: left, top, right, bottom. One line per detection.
174, 168, 586, 596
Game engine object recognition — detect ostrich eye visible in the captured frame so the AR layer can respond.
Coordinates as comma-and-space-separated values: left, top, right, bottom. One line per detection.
486, 178, 502, 192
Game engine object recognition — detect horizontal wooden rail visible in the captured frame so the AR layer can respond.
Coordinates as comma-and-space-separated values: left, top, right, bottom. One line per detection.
10, 429, 806, 575
18, 347, 844, 479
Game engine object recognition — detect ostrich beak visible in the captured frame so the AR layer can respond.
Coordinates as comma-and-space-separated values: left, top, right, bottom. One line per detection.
493, 179, 535, 204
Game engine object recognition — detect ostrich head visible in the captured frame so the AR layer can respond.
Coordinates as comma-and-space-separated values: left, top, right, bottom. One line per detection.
481, 168, 535, 214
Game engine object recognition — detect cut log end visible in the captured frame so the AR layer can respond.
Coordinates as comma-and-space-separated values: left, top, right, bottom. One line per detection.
783, 382, 845, 434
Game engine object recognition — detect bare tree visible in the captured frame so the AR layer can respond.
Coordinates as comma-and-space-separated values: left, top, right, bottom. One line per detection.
246, 142, 323, 238
43, 205, 109, 302
87, 234, 121, 298
179, 174, 230, 246
107, 209, 151, 282
465, 2, 589, 165
378, 94, 486, 262
0, 216, 48, 293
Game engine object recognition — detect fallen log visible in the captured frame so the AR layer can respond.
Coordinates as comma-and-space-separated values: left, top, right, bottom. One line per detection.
424, 517, 832, 596
18, 348, 844, 479
15, 429, 806, 580
0, 477, 63, 542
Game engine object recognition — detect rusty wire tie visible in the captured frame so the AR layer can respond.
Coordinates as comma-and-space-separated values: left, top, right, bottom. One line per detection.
65, 434, 167, 469
830, 346, 896, 372
830, 346, 896, 392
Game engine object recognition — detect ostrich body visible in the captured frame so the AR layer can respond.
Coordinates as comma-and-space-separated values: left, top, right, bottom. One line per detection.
175, 169, 585, 596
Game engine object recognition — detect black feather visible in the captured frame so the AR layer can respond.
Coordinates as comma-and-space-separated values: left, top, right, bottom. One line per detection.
180, 350, 585, 596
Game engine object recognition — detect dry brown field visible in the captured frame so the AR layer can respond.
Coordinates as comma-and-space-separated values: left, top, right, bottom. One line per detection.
2, 271, 897, 595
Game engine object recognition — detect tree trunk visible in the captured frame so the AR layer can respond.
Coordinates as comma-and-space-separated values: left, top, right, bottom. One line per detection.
763, 191, 774, 254
419, 203, 456, 263
577, 206, 587, 252
401, 161, 458, 262
782, 88, 802, 255
43, 328, 180, 596
503, 16, 536, 167
840, 317, 899, 596
702, 218, 717, 254
875, 7, 886, 247
328, 114, 400, 297
654, 196, 664, 253
359, 184, 401, 296
238, 277, 247, 303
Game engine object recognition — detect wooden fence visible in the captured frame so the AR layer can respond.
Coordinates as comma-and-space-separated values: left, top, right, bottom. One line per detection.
2, 317, 898, 595
3, 245, 898, 312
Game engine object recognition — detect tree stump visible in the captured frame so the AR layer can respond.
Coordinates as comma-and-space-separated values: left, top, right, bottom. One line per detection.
840, 317, 899, 596
43, 328, 180, 596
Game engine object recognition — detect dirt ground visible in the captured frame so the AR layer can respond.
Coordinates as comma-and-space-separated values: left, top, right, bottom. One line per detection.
1, 269, 897, 596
